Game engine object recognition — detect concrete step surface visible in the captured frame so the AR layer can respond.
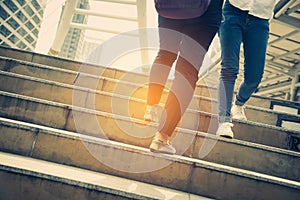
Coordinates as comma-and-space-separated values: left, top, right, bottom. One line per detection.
0, 151, 212, 200
0, 118, 299, 200
1, 90, 299, 151
1, 45, 300, 199
1, 97, 300, 183
1, 47, 299, 113
0, 54, 213, 104
0, 66, 299, 131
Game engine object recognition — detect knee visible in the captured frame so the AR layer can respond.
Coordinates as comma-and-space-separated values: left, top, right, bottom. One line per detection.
156, 50, 177, 66
220, 65, 239, 80
176, 58, 199, 88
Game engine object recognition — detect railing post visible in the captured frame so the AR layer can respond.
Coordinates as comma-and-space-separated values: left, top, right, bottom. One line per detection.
136, 0, 149, 73
290, 65, 300, 101
48, 0, 78, 56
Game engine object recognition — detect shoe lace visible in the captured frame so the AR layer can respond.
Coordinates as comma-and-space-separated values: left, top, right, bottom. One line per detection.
234, 105, 245, 115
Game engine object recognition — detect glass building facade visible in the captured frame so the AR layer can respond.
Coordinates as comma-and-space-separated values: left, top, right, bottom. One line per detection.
59, 0, 89, 60
0, 0, 45, 51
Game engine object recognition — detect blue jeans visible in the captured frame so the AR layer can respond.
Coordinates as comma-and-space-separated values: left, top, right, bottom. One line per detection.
218, 1, 270, 123
147, 0, 223, 136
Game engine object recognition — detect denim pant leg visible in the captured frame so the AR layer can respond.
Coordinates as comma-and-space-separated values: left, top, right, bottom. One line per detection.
235, 16, 269, 106
218, 5, 246, 123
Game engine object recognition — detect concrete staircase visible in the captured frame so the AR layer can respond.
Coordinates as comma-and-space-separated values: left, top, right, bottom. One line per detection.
0, 45, 299, 200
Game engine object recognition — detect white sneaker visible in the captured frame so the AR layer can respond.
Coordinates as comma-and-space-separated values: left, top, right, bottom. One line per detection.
231, 104, 247, 120
216, 122, 234, 139
144, 105, 159, 122
150, 137, 176, 155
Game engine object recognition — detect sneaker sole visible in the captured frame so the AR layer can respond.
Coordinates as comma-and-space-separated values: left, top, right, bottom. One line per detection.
149, 142, 176, 155
149, 148, 175, 155
219, 134, 233, 139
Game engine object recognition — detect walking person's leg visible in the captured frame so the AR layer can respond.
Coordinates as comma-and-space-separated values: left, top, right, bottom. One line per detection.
157, 55, 200, 137
150, 0, 223, 154
217, 2, 247, 138
235, 16, 269, 107
158, 22, 220, 138
149, 55, 199, 154
145, 16, 182, 122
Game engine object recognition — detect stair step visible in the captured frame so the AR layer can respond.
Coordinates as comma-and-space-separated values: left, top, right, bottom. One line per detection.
0, 119, 299, 200
1, 39, 300, 200
0, 54, 213, 102
1, 104, 300, 182
1, 68, 299, 131
1, 48, 299, 113
0, 152, 211, 200
1, 90, 300, 151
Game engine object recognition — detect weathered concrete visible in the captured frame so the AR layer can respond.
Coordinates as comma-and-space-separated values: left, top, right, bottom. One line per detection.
0, 152, 212, 200
1, 45, 300, 200
1, 90, 299, 151
1, 122, 300, 200
1, 50, 299, 112
1, 70, 299, 130
1, 109, 300, 182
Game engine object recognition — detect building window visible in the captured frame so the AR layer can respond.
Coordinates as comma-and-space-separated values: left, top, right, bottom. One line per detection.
16, 11, 28, 23
32, 15, 40, 24
0, 25, 11, 37
4, 1, 18, 13
17, 41, 26, 49
38, 9, 44, 17
32, 29, 39, 37
25, 21, 34, 30
0, 6, 9, 20
1, 42, 10, 47
7, 17, 19, 29
8, 34, 20, 44
16, 0, 25, 6
17, 27, 27, 36
24, 5, 34, 16
25, 34, 34, 44
31, 0, 41, 11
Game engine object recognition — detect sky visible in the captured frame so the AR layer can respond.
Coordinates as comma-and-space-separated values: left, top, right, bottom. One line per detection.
35, 0, 158, 54
35, 0, 219, 72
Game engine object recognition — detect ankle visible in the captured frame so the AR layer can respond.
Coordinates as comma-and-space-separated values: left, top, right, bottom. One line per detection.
146, 105, 152, 110
221, 122, 233, 126
155, 132, 170, 142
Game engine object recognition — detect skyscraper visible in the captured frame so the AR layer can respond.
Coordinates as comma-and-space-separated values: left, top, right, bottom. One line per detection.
0, 0, 45, 51
59, 0, 89, 60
